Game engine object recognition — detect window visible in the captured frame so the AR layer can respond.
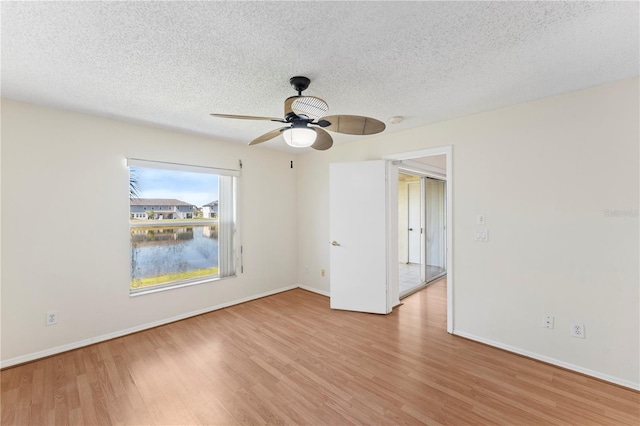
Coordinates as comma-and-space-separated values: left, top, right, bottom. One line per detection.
128, 159, 239, 295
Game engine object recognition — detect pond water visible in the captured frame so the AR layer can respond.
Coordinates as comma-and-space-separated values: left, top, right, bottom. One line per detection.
131, 225, 218, 281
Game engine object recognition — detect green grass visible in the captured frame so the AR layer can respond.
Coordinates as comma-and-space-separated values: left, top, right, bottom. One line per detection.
130, 267, 220, 289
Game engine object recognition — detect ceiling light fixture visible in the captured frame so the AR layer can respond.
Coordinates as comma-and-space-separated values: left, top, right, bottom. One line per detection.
212, 76, 386, 150
282, 127, 317, 148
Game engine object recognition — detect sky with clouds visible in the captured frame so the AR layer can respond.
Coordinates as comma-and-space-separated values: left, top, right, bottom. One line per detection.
132, 167, 218, 208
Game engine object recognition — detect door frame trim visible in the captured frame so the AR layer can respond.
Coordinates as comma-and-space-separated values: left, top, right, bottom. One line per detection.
384, 146, 454, 334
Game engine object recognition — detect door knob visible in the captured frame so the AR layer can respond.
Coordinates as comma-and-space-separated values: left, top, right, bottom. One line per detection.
409, 228, 414, 231
331, 241, 341, 246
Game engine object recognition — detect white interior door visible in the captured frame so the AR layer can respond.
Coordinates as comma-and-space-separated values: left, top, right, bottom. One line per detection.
407, 182, 421, 264
330, 160, 391, 314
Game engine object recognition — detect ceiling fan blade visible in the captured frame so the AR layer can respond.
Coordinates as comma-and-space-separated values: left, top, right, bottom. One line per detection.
211, 113, 284, 122
322, 115, 386, 135
249, 127, 287, 145
311, 128, 333, 151
284, 96, 297, 117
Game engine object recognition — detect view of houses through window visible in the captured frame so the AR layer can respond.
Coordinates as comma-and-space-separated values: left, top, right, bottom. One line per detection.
128, 160, 237, 294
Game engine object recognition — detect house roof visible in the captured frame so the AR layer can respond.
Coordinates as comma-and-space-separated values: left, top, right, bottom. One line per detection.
203, 201, 218, 207
130, 198, 193, 207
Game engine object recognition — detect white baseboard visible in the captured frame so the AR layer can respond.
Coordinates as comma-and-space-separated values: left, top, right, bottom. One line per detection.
298, 284, 330, 297
0, 284, 298, 369
453, 330, 640, 391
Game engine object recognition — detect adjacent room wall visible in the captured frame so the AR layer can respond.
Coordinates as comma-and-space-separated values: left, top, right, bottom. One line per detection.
1, 99, 299, 365
296, 77, 640, 389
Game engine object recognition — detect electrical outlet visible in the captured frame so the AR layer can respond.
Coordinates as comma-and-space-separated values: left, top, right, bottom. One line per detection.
543, 315, 554, 329
321, 269, 325, 277
570, 322, 585, 338
46, 311, 58, 326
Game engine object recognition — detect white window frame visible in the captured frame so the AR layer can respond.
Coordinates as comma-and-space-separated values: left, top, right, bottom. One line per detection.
127, 158, 241, 296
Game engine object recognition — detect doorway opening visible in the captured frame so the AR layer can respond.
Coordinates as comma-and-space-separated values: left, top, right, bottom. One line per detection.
397, 156, 447, 298
387, 146, 453, 332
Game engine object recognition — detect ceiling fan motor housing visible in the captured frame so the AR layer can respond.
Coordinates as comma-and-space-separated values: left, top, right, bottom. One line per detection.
291, 117, 311, 128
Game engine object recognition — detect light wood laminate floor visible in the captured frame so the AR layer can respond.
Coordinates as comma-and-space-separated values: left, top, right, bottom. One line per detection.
2, 279, 638, 425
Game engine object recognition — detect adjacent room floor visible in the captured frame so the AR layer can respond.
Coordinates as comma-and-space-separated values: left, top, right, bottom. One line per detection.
399, 262, 446, 295
399, 262, 422, 293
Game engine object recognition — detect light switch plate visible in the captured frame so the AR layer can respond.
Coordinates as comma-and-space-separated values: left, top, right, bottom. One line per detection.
474, 228, 489, 242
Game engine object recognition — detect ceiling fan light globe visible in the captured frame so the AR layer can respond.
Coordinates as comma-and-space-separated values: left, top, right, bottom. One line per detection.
283, 128, 316, 148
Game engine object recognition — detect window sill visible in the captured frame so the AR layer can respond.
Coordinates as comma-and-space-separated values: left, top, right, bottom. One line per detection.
129, 274, 237, 297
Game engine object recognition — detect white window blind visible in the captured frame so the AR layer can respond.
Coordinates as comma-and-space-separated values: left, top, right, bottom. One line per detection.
218, 175, 237, 278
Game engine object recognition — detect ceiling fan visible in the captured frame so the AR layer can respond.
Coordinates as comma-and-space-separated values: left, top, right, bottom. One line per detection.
211, 76, 386, 150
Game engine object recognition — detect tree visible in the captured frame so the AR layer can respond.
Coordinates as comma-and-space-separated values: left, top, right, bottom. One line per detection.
147, 210, 155, 220
130, 167, 140, 200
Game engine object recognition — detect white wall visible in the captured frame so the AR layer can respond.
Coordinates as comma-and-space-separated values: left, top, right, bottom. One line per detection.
1, 99, 298, 365
296, 78, 640, 389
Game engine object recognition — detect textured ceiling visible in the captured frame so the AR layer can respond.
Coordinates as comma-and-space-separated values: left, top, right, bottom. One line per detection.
2, 1, 638, 152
